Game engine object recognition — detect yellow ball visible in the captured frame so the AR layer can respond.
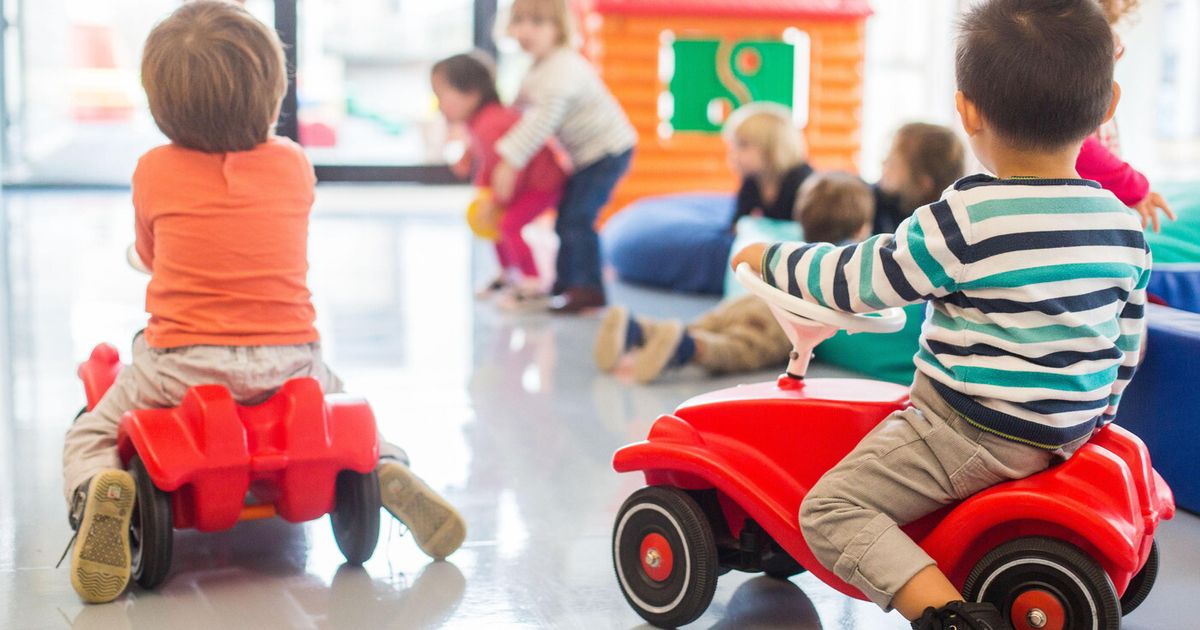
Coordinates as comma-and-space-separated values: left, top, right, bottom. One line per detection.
466, 189, 500, 241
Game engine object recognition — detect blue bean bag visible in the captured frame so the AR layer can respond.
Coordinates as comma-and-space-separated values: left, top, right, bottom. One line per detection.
602, 193, 735, 295
1145, 182, 1200, 313
1115, 304, 1200, 513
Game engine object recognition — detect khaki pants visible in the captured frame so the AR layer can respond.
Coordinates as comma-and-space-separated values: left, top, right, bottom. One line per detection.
798, 373, 1088, 610
689, 295, 792, 374
62, 332, 407, 502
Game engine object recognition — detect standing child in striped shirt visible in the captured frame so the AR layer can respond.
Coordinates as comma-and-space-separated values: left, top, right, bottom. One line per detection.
491, 0, 637, 314
733, 1, 1149, 627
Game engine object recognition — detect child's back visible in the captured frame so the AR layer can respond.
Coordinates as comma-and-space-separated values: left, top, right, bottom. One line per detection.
134, 138, 317, 348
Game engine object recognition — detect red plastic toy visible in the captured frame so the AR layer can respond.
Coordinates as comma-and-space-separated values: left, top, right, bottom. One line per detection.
77, 343, 382, 589
611, 265, 1175, 629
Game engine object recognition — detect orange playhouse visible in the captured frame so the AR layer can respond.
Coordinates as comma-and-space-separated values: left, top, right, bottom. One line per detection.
582, 0, 871, 218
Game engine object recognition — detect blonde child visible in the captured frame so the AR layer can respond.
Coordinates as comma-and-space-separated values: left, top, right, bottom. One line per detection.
431, 52, 566, 307
62, 2, 464, 604
725, 103, 814, 228
492, 0, 637, 314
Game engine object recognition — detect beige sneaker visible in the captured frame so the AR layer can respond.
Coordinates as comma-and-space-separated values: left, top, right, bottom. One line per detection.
70, 469, 136, 603
632, 319, 685, 384
593, 306, 630, 372
378, 462, 466, 560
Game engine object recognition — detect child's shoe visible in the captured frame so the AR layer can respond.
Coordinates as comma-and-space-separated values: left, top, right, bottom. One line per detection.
475, 276, 508, 300
495, 280, 551, 313
69, 470, 136, 604
911, 601, 1011, 630
594, 306, 631, 372
378, 462, 466, 560
632, 319, 687, 384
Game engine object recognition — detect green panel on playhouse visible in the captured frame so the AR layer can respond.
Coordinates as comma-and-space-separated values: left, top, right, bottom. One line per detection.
670, 38, 795, 133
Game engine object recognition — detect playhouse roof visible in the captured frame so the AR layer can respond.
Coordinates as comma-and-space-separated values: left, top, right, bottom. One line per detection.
590, 0, 872, 20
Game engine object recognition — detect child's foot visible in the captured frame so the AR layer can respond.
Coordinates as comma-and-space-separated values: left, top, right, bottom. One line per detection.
495, 281, 551, 313
378, 462, 466, 560
594, 306, 631, 372
911, 601, 1010, 630
475, 276, 508, 300
632, 319, 692, 384
70, 470, 136, 604
548, 287, 606, 314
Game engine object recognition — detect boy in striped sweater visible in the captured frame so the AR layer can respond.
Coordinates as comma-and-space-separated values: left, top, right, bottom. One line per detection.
733, 1, 1149, 628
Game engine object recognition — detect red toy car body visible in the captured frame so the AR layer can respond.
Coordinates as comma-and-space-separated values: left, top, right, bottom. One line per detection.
77, 343, 382, 589
612, 374, 1175, 629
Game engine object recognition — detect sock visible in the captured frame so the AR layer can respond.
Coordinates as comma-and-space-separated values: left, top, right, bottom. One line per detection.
625, 315, 645, 350
667, 331, 696, 367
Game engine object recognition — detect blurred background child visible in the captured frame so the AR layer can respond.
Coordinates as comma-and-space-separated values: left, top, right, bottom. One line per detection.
432, 52, 566, 309
724, 103, 814, 228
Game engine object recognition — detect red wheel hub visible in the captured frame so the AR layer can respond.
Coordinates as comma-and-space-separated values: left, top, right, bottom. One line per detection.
1010, 589, 1066, 630
639, 533, 674, 582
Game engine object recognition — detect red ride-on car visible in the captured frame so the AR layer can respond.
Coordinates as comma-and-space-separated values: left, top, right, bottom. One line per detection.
77, 343, 382, 590
611, 265, 1175, 629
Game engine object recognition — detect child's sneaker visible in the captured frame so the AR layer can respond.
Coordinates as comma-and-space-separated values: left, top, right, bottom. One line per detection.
632, 319, 686, 384
911, 601, 1011, 630
69, 469, 136, 604
593, 306, 631, 372
378, 462, 466, 560
495, 282, 550, 313
475, 276, 508, 300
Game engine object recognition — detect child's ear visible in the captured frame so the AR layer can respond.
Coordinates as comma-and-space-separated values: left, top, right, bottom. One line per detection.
955, 91, 983, 137
1102, 81, 1122, 124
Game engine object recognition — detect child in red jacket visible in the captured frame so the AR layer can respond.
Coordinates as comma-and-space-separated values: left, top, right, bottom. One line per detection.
433, 52, 566, 309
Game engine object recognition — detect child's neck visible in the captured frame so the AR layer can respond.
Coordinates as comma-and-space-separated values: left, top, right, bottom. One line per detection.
987, 142, 1082, 180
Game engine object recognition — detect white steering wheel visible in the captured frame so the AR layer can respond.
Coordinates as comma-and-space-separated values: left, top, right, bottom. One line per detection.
735, 263, 906, 334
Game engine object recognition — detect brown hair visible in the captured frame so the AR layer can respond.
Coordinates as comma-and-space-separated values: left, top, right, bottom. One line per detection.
956, 0, 1114, 151
142, 1, 288, 153
508, 0, 574, 47
1098, 0, 1139, 24
432, 52, 501, 112
794, 173, 875, 244
892, 123, 966, 212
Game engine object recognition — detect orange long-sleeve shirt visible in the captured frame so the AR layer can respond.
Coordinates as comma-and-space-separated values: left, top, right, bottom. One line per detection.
132, 137, 319, 349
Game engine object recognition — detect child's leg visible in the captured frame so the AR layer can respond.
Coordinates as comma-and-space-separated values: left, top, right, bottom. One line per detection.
799, 374, 1063, 617
687, 297, 791, 374
553, 150, 632, 296
497, 191, 558, 281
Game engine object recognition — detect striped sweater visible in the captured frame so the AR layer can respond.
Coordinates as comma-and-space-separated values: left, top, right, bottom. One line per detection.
763, 175, 1150, 450
496, 47, 636, 172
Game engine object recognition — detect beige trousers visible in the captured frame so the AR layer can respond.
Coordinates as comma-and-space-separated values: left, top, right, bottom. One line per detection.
62, 332, 407, 502
689, 295, 792, 374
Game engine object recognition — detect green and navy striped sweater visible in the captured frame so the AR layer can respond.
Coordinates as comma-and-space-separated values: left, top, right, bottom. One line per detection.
763, 175, 1150, 450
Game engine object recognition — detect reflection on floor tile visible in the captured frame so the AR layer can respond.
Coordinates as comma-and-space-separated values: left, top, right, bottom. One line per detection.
1, 187, 1196, 629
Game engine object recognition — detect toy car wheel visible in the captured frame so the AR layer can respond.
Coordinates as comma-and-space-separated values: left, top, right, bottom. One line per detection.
613, 486, 718, 628
963, 537, 1120, 630
1119, 541, 1158, 615
762, 552, 805, 580
128, 455, 173, 589
330, 469, 381, 565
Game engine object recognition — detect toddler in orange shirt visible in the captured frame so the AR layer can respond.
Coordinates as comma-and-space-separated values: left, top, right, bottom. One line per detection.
62, 1, 464, 604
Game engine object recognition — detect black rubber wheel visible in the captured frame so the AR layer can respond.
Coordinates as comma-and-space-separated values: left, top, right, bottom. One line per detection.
128, 455, 173, 589
963, 537, 1120, 630
330, 469, 381, 564
1120, 540, 1158, 615
762, 551, 805, 580
612, 486, 719, 628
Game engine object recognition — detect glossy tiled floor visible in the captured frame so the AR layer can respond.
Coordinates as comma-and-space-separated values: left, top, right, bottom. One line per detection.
1, 186, 1197, 629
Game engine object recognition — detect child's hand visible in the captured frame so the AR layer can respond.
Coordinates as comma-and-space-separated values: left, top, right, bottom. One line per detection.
1134, 191, 1175, 233
491, 161, 518, 204
731, 243, 769, 274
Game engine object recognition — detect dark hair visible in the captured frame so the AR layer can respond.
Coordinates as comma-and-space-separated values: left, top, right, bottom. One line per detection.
893, 123, 966, 211
431, 52, 501, 111
956, 0, 1114, 151
794, 173, 875, 244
